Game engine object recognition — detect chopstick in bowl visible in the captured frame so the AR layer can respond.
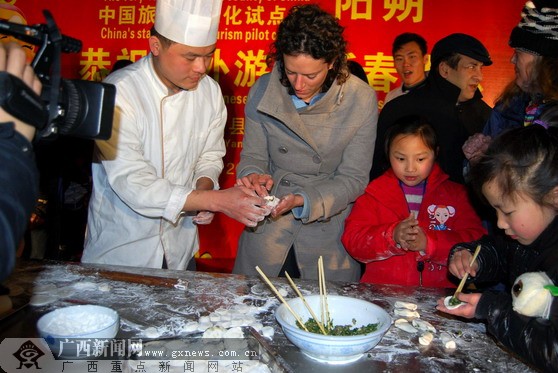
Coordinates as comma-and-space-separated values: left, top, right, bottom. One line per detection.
255, 266, 309, 332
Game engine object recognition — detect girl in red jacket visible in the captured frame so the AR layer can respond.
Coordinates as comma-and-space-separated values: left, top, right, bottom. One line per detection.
342, 115, 486, 287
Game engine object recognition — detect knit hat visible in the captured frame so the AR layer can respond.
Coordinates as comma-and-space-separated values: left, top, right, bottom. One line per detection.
430, 33, 492, 67
509, 0, 558, 57
154, 0, 223, 47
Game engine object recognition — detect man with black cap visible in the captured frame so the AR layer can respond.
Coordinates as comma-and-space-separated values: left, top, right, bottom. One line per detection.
370, 33, 493, 185
82, 0, 267, 271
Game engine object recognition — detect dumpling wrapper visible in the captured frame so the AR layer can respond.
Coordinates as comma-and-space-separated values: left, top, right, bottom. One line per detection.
443, 296, 466, 310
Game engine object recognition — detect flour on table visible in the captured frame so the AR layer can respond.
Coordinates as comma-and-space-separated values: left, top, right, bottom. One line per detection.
73, 281, 98, 291
32, 283, 57, 294
98, 283, 112, 292
143, 326, 161, 338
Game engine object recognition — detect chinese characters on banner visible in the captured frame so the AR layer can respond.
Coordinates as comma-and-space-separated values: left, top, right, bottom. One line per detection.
4, 0, 525, 267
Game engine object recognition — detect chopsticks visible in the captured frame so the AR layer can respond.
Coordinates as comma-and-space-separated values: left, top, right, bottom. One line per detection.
318, 256, 330, 329
256, 256, 331, 335
285, 271, 328, 335
255, 266, 309, 332
452, 244, 481, 299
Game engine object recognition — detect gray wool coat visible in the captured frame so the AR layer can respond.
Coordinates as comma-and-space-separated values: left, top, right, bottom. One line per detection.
233, 65, 378, 282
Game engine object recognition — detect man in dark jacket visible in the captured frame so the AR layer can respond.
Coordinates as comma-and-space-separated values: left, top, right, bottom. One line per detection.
0, 42, 42, 282
371, 33, 493, 184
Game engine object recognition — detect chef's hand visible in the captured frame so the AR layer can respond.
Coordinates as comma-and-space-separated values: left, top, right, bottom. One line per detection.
235, 173, 273, 197
393, 213, 419, 250
270, 193, 303, 218
217, 186, 267, 227
449, 248, 478, 279
192, 210, 214, 225
436, 292, 480, 319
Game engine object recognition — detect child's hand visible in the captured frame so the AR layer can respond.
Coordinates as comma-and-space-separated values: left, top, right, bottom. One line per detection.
449, 248, 479, 279
436, 292, 481, 319
407, 226, 426, 252
394, 213, 419, 250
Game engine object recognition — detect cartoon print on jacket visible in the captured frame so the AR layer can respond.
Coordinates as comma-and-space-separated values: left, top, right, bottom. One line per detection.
428, 204, 455, 231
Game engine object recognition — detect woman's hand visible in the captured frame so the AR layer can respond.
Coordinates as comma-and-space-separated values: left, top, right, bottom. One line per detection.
270, 193, 303, 218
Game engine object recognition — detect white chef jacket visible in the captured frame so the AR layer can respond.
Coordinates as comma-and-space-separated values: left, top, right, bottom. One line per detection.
82, 54, 227, 270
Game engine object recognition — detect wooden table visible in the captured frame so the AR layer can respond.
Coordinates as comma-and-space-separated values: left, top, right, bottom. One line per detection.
0, 260, 538, 372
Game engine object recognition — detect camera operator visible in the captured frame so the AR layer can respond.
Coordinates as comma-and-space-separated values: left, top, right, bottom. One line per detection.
0, 41, 42, 281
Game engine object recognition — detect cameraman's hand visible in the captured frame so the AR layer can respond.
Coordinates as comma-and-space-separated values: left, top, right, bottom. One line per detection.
0, 42, 42, 142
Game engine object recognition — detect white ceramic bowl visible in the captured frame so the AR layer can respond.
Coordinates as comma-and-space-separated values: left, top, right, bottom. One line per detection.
275, 295, 391, 363
37, 305, 119, 357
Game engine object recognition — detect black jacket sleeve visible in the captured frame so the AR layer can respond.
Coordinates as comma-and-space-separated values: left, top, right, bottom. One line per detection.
0, 122, 38, 282
451, 236, 558, 371
476, 288, 558, 372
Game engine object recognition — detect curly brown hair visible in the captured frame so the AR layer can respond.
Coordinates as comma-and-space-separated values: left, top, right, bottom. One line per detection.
266, 4, 349, 92
497, 55, 558, 108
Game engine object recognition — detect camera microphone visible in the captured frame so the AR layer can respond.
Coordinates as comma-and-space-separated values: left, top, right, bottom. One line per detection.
0, 19, 81, 54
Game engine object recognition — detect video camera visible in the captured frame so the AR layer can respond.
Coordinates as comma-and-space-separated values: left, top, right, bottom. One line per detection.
0, 10, 115, 140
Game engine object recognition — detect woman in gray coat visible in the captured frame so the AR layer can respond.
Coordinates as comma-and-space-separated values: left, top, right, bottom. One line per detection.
233, 4, 378, 282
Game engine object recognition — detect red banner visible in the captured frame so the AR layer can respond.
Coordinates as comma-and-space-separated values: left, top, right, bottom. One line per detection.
3, 0, 525, 269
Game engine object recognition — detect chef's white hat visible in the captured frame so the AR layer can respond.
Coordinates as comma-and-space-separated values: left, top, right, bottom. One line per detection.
154, 0, 223, 47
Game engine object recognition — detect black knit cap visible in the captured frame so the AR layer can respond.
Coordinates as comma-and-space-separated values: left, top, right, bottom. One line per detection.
509, 0, 558, 57
431, 33, 492, 67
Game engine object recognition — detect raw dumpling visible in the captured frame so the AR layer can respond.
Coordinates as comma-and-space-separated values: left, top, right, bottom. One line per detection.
412, 319, 436, 333
440, 331, 456, 349
394, 301, 418, 311
394, 318, 418, 333
418, 331, 434, 346
394, 308, 420, 318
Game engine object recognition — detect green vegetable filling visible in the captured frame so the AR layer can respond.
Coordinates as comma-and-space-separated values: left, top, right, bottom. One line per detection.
297, 317, 379, 336
448, 296, 462, 306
